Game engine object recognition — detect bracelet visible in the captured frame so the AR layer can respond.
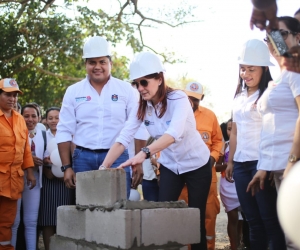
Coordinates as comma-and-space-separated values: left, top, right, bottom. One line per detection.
99, 165, 107, 170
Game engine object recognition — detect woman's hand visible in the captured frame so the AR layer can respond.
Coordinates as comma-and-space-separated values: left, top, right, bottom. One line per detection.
43, 156, 52, 166
33, 156, 43, 167
43, 166, 55, 180
283, 162, 295, 178
247, 170, 267, 196
118, 151, 145, 189
225, 162, 234, 183
282, 46, 300, 73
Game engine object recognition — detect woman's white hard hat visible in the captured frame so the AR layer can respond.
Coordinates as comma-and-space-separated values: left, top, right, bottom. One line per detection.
82, 36, 111, 59
129, 51, 166, 80
238, 39, 274, 66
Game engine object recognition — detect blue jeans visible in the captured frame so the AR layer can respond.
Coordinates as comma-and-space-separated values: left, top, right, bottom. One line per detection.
142, 179, 159, 202
233, 161, 286, 250
72, 147, 131, 199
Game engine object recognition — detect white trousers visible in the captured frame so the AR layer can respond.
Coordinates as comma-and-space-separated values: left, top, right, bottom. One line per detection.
11, 170, 41, 250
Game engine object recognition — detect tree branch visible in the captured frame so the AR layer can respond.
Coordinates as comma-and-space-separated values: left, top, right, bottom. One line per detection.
34, 66, 83, 81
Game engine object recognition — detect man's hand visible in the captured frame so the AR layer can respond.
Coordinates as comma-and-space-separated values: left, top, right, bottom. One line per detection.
247, 170, 267, 196
26, 168, 36, 190
250, 3, 278, 31
64, 167, 76, 189
225, 162, 234, 183
282, 46, 300, 74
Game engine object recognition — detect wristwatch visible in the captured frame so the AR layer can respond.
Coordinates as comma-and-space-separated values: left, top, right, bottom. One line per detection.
288, 154, 300, 163
141, 147, 151, 159
61, 164, 72, 172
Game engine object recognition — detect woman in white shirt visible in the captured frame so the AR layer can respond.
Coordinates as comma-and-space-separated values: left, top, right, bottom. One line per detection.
104, 51, 211, 250
247, 16, 300, 249
225, 39, 286, 250
12, 104, 46, 249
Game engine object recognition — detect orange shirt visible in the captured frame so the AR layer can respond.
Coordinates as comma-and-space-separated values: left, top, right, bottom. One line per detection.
194, 106, 223, 182
0, 110, 34, 199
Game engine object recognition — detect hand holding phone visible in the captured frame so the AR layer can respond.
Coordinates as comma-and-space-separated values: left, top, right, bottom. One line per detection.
267, 30, 292, 58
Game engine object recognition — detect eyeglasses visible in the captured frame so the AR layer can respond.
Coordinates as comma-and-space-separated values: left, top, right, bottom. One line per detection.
132, 79, 149, 88
264, 29, 298, 43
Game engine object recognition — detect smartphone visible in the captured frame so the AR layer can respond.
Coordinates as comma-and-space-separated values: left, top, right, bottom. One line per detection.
267, 30, 292, 58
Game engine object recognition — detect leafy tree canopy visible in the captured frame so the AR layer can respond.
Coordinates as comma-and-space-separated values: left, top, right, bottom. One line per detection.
0, 0, 198, 111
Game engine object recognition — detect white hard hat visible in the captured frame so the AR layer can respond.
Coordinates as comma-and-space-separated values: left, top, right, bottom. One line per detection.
238, 39, 274, 66
184, 82, 204, 100
82, 36, 111, 59
129, 51, 166, 80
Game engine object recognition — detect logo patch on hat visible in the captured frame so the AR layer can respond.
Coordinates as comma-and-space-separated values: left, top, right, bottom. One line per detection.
111, 94, 118, 101
9, 79, 18, 87
190, 83, 199, 92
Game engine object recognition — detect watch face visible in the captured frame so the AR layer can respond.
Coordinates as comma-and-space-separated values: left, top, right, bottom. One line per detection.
289, 155, 297, 162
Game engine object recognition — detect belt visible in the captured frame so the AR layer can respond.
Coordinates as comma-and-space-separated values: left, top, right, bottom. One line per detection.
76, 146, 109, 153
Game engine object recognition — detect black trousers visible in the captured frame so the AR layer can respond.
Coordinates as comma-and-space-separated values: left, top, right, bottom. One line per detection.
159, 159, 212, 250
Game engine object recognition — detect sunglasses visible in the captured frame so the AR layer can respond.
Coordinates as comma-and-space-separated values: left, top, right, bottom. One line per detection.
264, 29, 298, 43
132, 79, 149, 88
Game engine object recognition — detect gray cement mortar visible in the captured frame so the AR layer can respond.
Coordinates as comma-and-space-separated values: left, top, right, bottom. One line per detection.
76, 200, 189, 212
51, 235, 187, 250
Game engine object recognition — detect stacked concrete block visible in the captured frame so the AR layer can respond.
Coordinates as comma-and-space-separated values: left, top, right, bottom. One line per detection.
76, 169, 126, 207
52, 169, 201, 249
141, 208, 200, 246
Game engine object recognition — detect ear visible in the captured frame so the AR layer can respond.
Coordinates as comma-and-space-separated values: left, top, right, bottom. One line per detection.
201, 95, 205, 101
296, 32, 300, 44
158, 78, 162, 86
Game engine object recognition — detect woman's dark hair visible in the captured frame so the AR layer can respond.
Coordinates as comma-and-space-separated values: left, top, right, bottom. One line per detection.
21, 104, 40, 117
0, 89, 3, 94
278, 16, 300, 33
45, 107, 60, 119
234, 67, 272, 104
220, 122, 228, 141
137, 72, 175, 120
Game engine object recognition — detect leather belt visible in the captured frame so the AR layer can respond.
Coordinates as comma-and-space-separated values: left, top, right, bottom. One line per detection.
76, 146, 109, 153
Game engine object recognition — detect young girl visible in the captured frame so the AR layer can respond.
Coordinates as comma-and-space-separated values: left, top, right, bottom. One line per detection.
217, 119, 242, 250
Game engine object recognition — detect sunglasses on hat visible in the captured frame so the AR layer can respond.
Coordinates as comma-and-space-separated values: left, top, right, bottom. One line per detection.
132, 79, 149, 88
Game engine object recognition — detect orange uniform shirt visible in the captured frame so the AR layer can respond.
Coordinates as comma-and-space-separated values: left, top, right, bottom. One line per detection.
194, 106, 223, 182
0, 110, 34, 200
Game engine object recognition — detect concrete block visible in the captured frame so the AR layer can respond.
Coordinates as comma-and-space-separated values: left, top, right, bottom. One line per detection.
141, 208, 200, 246
56, 206, 85, 240
76, 169, 126, 206
85, 209, 141, 248
49, 235, 78, 250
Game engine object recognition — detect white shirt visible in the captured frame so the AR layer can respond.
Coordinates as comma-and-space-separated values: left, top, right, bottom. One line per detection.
29, 128, 46, 188
232, 89, 261, 162
257, 70, 300, 171
56, 76, 140, 149
144, 90, 210, 174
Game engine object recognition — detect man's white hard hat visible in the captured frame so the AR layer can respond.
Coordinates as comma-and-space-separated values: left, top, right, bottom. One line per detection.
82, 36, 111, 59
238, 39, 274, 66
129, 51, 166, 80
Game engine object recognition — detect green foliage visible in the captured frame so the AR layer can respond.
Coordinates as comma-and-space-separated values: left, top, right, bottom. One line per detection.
0, 0, 198, 111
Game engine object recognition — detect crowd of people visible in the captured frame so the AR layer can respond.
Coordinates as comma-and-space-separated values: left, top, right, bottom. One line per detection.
0, 1, 300, 250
